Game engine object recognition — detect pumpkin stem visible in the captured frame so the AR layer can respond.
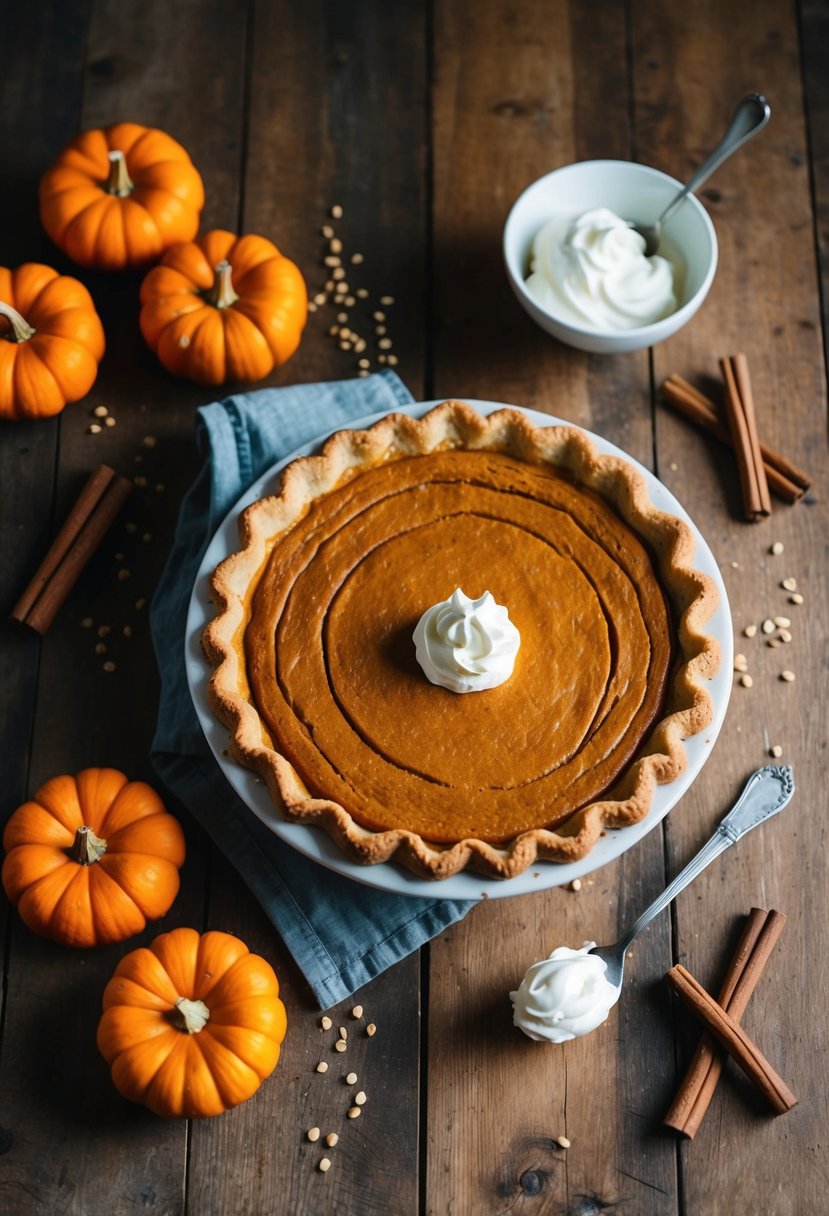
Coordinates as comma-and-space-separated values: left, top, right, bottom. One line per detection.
206, 260, 239, 309
0, 301, 36, 343
107, 149, 134, 197
70, 825, 107, 865
171, 997, 211, 1034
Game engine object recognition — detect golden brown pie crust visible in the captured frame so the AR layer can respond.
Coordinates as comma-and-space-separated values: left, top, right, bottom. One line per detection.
203, 401, 720, 880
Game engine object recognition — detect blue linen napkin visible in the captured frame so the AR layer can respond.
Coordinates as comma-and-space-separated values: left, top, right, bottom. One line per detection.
149, 371, 475, 1008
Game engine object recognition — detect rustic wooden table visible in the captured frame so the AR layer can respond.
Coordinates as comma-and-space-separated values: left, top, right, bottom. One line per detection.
1, 2, 826, 1213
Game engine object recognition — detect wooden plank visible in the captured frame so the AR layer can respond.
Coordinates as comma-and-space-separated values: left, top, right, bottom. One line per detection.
427, 3, 677, 1213
0, 3, 248, 1213
0, 0, 92, 1167
802, 0, 829, 358
633, 0, 828, 1211
184, 1, 429, 1213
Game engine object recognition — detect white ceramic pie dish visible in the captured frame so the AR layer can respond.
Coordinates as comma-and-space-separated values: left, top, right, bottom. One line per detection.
186, 400, 732, 901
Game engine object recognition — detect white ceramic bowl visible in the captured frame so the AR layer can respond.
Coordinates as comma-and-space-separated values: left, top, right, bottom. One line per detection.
503, 160, 718, 354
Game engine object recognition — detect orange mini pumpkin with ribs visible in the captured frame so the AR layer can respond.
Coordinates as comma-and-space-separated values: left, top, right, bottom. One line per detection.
39, 122, 204, 271
139, 229, 307, 385
1, 768, 185, 947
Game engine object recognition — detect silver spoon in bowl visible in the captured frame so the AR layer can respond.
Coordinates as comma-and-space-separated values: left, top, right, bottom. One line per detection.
589, 765, 794, 996
631, 93, 771, 256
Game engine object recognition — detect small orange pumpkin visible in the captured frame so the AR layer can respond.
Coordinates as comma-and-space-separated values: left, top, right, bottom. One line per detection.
139, 229, 307, 385
1, 768, 185, 946
39, 122, 205, 271
97, 927, 287, 1118
0, 263, 105, 420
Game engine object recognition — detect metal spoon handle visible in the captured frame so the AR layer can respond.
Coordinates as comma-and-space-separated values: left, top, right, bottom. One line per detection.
615, 765, 794, 954
657, 93, 771, 229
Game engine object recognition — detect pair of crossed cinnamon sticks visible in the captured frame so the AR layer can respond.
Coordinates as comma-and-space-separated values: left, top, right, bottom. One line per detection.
664, 908, 795, 1137
10, 464, 133, 635
662, 362, 812, 515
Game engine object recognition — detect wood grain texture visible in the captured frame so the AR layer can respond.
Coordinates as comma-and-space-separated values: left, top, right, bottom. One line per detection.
633, 0, 828, 1211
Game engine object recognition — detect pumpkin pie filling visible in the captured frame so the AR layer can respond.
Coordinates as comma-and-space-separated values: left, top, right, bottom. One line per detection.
205, 402, 719, 879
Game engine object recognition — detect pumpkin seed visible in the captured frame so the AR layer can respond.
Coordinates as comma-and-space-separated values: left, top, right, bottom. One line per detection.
739, 674, 753, 688
770, 541, 784, 555
780, 671, 796, 682
347, 1106, 361, 1119
355, 1091, 366, 1106
325, 1133, 338, 1147
315, 1061, 328, 1073
319, 1157, 332, 1172
366, 1023, 377, 1037
555, 1136, 571, 1149
335, 1039, 347, 1052
351, 1005, 363, 1019
307, 1127, 321, 1142
743, 624, 757, 638
321, 1016, 332, 1030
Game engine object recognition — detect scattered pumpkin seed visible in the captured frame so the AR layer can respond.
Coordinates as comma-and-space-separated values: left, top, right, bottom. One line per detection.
307, 1127, 321, 1142
321, 1015, 333, 1030
142, 435, 157, 449
743, 624, 757, 638
314, 292, 327, 306
315, 1061, 329, 1073
331, 204, 343, 219
773, 616, 791, 629
357, 287, 369, 299
739, 674, 753, 688
789, 593, 804, 605
335, 1039, 347, 1052
98, 625, 111, 637
81, 617, 94, 629
336, 312, 348, 324
386, 354, 399, 366
770, 542, 784, 555
555, 1135, 571, 1149
95, 643, 107, 655
339, 1026, 348, 1040
357, 358, 370, 370
366, 1023, 377, 1037
332, 267, 346, 281
88, 423, 102, 434
319, 1157, 332, 1173
780, 670, 796, 682
357, 369, 369, 378
378, 354, 387, 364
338, 341, 351, 352
322, 224, 334, 239
767, 638, 781, 648
117, 568, 131, 581
781, 577, 797, 591
93, 404, 108, 417
350, 253, 364, 265
135, 598, 147, 610
380, 295, 395, 306
103, 661, 116, 672
345, 295, 356, 306
347, 1106, 361, 1119
770, 744, 783, 758
324, 255, 341, 268
570, 878, 582, 892
354, 339, 367, 353
375, 324, 386, 336
378, 337, 392, 350
762, 619, 775, 634
779, 629, 792, 643
325, 1132, 339, 1147
355, 1091, 367, 1106
330, 238, 343, 254
733, 654, 748, 672
351, 1005, 364, 1019
325, 279, 335, 291
346, 1071, 358, 1084
105, 416, 116, 428
373, 311, 386, 322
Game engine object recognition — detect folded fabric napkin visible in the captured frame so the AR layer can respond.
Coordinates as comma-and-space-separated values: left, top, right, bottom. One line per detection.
150, 371, 475, 1008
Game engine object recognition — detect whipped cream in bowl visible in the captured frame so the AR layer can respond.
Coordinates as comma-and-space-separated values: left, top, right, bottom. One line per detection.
525, 207, 678, 331
503, 159, 717, 354
510, 943, 619, 1043
413, 588, 520, 694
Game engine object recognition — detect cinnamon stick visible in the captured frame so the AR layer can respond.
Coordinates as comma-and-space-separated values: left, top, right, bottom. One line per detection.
720, 355, 771, 520
661, 376, 811, 503
665, 964, 797, 1116
11, 465, 133, 635
664, 908, 787, 1137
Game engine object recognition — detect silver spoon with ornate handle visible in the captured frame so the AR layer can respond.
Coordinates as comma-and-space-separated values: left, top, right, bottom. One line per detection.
631, 93, 771, 256
589, 765, 795, 996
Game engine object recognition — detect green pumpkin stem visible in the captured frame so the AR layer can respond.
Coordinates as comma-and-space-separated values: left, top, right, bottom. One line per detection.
171, 997, 211, 1034
0, 301, 36, 343
70, 825, 107, 866
206, 261, 239, 310
106, 149, 134, 197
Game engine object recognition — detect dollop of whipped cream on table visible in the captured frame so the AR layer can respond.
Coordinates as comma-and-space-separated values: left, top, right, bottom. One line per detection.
525, 206, 677, 331
413, 588, 520, 694
510, 943, 619, 1043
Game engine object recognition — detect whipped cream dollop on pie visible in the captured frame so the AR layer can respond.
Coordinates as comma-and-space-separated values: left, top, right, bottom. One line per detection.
413, 588, 521, 693
203, 401, 720, 880
510, 943, 619, 1043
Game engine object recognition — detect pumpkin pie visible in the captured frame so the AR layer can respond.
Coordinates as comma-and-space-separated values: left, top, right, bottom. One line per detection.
203, 402, 720, 879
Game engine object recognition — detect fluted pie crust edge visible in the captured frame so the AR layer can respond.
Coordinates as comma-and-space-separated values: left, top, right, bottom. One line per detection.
203, 401, 721, 880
